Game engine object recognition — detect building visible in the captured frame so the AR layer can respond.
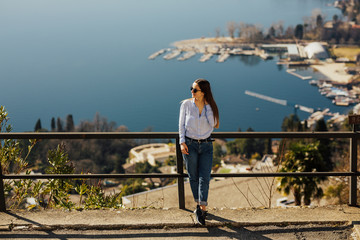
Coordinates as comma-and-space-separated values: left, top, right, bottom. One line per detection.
304, 42, 329, 59
129, 143, 176, 166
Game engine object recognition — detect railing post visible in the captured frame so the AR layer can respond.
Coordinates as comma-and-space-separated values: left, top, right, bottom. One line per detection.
0, 162, 6, 212
176, 138, 185, 209
349, 124, 358, 206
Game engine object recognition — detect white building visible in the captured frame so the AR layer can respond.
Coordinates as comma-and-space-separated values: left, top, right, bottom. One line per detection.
129, 143, 175, 166
304, 42, 329, 59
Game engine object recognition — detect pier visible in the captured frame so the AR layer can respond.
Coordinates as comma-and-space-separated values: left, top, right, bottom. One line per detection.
163, 49, 181, 60
148, 49, 167, 60
177, 51, 196, 61
199, 53, 213, 62
216, 52, 230, 62
286, 69, 312, 80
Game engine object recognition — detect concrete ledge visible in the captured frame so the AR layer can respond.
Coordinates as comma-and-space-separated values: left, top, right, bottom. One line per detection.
353, 221, 360, 239
0, 205, 359, 232
2, 221, 350, 232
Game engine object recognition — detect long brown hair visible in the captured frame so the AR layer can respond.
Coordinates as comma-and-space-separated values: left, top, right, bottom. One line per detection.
195, 78, 220, 129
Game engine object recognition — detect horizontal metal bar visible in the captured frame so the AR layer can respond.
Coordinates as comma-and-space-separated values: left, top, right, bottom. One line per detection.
0, 132, 179, 139
0, 131, 358, 139
213, 132, 358, 139
2, 173, 183, 179
211, 172, 359, 177
3, 172, 358, 180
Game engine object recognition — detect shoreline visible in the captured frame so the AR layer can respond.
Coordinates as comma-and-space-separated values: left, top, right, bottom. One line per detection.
173, 37, 354, 85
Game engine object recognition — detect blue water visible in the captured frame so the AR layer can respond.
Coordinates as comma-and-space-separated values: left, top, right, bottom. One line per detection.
0, 0, 345, 132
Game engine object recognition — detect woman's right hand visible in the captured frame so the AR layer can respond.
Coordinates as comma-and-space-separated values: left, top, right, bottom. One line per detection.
180, 143, 189, 155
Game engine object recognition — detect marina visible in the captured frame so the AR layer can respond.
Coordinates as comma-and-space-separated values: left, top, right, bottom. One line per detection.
315, 81, 359, 106
148, 40, 359, 111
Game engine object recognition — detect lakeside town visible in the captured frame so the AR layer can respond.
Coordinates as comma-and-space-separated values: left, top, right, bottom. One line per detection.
148, 0, 360, 130
149, 40, 360, 130
5, 0, 360, 212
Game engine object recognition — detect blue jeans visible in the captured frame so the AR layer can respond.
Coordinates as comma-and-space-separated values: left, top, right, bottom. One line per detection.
182, 138, 213, 206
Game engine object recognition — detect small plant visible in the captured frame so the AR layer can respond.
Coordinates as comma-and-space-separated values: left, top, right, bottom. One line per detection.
0, 106, 37, 209
84, 183, 122, 209
276, 142, 326, 206
45, 143, 75, 209
74, 182, 89, 209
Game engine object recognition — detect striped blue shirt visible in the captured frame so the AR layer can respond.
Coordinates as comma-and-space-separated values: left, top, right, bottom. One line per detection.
179, 99, 216, 144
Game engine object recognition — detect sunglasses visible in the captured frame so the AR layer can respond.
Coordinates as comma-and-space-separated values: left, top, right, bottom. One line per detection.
190, 87, 201, 93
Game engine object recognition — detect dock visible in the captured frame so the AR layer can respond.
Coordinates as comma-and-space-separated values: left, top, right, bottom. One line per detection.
148, 49, 167, 60
163, 49, 181, 60
199, 53, 213, 62
286, 69, 312, 80
177, 51, 196, 61
216, 53, 230, 62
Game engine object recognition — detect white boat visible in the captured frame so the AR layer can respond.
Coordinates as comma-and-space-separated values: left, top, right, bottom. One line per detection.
309, 80, 318, 85
259, 53, 273, 60
333, 96, 350, 106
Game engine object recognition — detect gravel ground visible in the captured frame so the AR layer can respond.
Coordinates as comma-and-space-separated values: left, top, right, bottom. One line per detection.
0, 223, 354, 240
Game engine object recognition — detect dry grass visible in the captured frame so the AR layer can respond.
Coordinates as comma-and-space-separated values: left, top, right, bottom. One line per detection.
332, 46, 360, 60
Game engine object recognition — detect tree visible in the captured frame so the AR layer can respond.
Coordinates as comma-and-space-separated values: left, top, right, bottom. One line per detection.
135, 161, 161, 174
316, 14, 323, 28
314, 118, 332, 171
34, 119, 42, 132
165, 155, 176, 166
264, 138, 273, 154
281, 114, 303, 132
276, 21, 284, 38
238, 23, 264, 41
65, 114, 75, 132
316, 14, 324, 40
243, 127, 256, 158
226, 127, 266, 158
0, 106, 37, 209
277, 142, 326, 205
57, 117, 63, 132
294, 24, 304, 39
284, 26, 294, 38
333, 14, 339, 24
213, 142, 225, 159
51, 117, 56, 132
227, 21, 237, 38
268, 26, 276, 38
213, 142, 225, 167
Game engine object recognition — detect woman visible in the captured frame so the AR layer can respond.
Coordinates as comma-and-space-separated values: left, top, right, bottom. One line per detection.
178, 78, 219, 225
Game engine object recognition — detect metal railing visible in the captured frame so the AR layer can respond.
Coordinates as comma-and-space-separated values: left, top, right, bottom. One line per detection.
0, 131, 359, 212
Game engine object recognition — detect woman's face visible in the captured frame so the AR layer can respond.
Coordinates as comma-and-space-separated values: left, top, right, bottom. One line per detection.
191, 82, 204, 99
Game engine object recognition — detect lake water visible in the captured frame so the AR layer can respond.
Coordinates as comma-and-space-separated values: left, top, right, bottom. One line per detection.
0, 0, 345, 132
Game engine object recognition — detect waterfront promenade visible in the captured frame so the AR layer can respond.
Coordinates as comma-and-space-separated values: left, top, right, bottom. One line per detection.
0, 205, 359, 239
